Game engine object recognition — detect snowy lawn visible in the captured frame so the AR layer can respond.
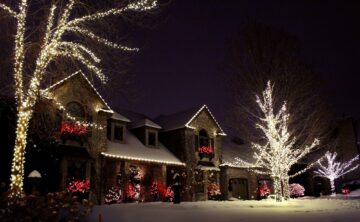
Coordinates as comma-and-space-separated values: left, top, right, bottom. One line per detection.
88, 197, 360, 222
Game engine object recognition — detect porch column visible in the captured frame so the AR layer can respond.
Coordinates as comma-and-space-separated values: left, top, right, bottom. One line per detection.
161, 165, 167, 186
204, 170, 209, 200
60, 159, 68, 190
86, 161, 91, 181
120, 160, 129, 197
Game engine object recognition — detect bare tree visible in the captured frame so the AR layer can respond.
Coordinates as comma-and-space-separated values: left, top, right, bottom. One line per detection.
0, 0, 157, 199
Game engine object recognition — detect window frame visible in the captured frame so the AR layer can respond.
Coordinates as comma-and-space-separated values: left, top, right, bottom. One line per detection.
111, 122, 126, 143
146, 128, 158, 147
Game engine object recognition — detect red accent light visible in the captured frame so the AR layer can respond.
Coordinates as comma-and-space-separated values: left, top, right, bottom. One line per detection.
198, 146, 214, 154
60, 122, 87, 136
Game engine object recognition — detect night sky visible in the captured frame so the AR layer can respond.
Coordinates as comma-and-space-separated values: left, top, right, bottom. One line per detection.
111, 0, 360, 124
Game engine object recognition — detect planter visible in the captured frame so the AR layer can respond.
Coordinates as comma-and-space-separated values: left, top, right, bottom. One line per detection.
199, 152, 214, 160
61, 133, 87, 146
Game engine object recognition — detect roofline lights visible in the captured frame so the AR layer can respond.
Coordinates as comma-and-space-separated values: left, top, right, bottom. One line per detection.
185, 105, 226, 136
42, 70, 113, 111
101, 152, 186, 166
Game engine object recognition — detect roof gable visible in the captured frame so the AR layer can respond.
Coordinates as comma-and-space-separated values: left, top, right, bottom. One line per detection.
131, 118, 162, 129
186, 105, 226, 135
43, 71, 112, 111
155, 105, 226, 135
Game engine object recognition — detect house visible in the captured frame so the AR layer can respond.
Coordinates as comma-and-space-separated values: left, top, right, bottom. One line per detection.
34, 71, 236, 203
18, 71, 360, 203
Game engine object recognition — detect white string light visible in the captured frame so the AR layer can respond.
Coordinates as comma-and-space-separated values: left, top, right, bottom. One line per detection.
0, 3, 18, 18
229, 81, 320, 202
314, 151, 359, 195
41, 91, 105, 130
101, 152, 186, 166
185, 105, 226, 136
0, 0, 157, 198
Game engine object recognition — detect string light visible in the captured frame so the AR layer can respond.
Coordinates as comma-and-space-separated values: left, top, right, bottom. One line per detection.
0, 0, 157, 198
0, 3, 18, 18
229, 81, 320, 202
41, 91, 105, 130
185, 105, 226, 136
101, 152, 186, 166
314, 151, 359, 195
70, 27, 139, 52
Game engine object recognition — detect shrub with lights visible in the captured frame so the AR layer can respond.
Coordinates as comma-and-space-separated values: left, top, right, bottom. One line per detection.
257, 181, 271, 199
163, 186, 174, 202
207, 182, 221, 200
125, 166, 143, 202
105, 186, 122, 204
289, 183, 305, 198
66, 178, 90, 201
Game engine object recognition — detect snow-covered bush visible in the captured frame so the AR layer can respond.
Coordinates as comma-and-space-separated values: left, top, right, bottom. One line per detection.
289, 183, 305, 198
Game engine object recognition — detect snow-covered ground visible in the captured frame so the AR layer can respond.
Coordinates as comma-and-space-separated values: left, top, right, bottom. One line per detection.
88, 197, 360, 222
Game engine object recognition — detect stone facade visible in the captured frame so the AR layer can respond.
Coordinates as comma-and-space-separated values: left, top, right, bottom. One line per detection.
158, 109, 225, 201
32, 72, 276, 203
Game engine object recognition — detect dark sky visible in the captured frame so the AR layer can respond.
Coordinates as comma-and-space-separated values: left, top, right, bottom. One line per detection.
113, 0, 360, 124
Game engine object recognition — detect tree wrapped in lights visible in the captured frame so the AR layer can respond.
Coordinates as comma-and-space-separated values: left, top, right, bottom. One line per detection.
0, 0, 157, 198
231, 81, 320, 202
314, 151, 359, 196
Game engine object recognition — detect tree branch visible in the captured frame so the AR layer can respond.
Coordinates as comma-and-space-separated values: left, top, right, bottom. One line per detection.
0, 3, 18, 18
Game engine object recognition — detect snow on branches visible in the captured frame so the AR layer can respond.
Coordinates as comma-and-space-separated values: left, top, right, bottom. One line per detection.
314, 151, 359, 195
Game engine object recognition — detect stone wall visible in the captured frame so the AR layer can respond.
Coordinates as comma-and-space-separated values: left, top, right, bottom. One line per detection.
186, 110, 223, 168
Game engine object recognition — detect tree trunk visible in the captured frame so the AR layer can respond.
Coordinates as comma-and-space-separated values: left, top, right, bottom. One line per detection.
9, 108, 32, 198
273, 177, 282, 202
330, 178, 336, 196
282, 177, 290, 200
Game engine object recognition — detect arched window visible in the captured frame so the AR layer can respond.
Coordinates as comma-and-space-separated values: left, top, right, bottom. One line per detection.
66, 102, 85, 119
199, 129, 209, 147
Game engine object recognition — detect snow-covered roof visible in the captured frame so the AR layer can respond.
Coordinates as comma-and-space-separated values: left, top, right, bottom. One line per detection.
195, 165, 220, 171
111, 112, 131, 123
28, 170, 42, 178
221, 136, 256, 168
101, 130, 185, 166
114, 109, 162, 130
155, 105, 226, 135
131, 118, 162, 129
42, 70, 112, 111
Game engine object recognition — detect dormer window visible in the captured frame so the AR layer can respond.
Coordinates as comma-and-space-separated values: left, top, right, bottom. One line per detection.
114, 125, 124, 142
108, 120, 125, 143
146, 129, 158, 147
